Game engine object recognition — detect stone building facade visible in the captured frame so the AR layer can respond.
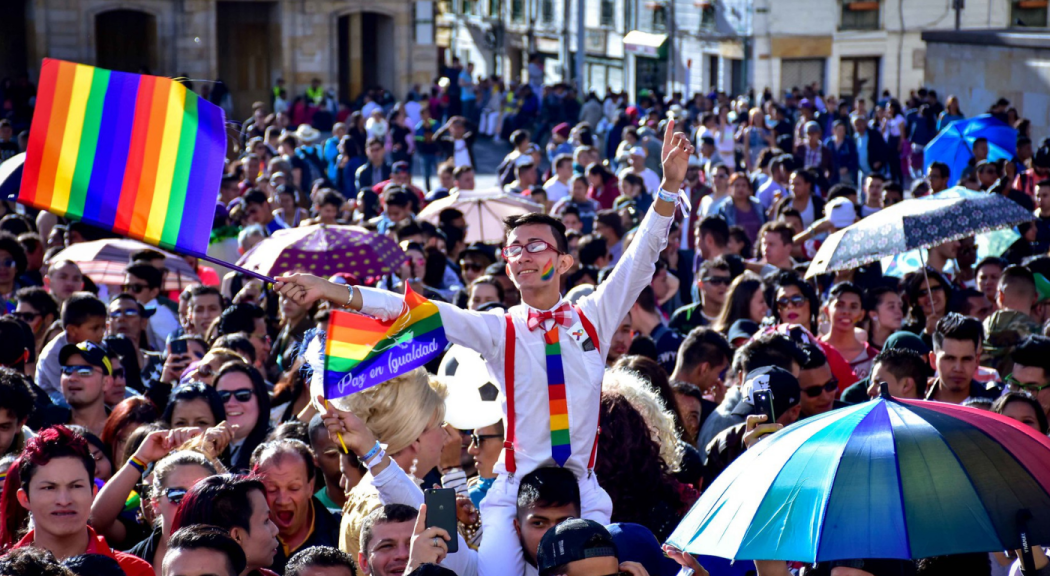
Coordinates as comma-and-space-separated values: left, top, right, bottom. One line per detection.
7, 0, 439, 119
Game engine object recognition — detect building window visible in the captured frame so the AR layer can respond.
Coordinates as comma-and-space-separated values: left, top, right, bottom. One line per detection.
489, 0, 501, 17
652, 3, 668, 31
1012, 0, 1048, 26
542, 0, 555, 21
462, 0, 476, 14
840, 0, 880, 31
415, 1, 435, 43
839, 56, 879, 105
512, 0, 525, 21
601, 0, 615, 26
700, 2, 715, 29
625, 0, 634, 29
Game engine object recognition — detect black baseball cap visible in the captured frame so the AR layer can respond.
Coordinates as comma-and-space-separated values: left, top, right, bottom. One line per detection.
537, 518, 618, 575
741, 365, 800, 419
59, 341, 113, 376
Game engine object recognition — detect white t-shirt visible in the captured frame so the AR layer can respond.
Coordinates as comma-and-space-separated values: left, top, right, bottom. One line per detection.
453, 139, 472, 167
543, 178, 570, 203
618, 167, 661, 195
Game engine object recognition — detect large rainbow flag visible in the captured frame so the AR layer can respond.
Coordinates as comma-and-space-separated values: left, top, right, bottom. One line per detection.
19, 59, 226, 256
324, 285, 448, 399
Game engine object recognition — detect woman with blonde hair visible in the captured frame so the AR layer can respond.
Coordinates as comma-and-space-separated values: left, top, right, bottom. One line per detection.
602, 368, 683, 472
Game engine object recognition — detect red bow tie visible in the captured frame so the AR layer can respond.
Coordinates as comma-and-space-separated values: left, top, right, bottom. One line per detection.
527, 304, 573, 331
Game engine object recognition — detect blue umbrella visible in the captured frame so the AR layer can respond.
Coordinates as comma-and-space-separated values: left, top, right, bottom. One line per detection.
924, 114, 1016, 186
0, 153, 24, 202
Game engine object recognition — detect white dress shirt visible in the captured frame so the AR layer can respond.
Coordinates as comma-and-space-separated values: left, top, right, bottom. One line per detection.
356, 205, 673, 480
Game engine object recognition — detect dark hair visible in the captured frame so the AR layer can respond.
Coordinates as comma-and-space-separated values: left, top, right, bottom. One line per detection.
758, 221, 794, 246
0, 368, 35, 423
826, 183, 859, 202
595, 392, 684, 541
698, 216, 729, 247
577, 234, 608, 267
62, 554, 124, 576
212, 303, 265, 342
727, 226, 753, 259
469, 275, 505, 304
243, 189, 269, 207
595, 210, 625, 240
901, 267, 951, 329
171, 473, 267, 534
915, 553, 990, 576
0, 233, 26, 276
168, 524, 249, 576
932, 312, 983, 351
130, 248, 166, 264
285, 546, 355, 576
764, 270, 819, 328
992, 392, 1049, 435
504, 213, 569, 254
736, 332, 805, 375
0, 547, 73, 576
610, 355, 683, 435
872, 348, 930, 396
214, 362, 272, 472
212, 333, 257, 365
250, 438, 317, 482
829, 281, 864, 303
928, 161, 950, 180
714, 273, 764, 334
1010, 334, 1050, 374
162, 382, 226, 427
15, 287, 58, 322
510, 129, 530, 147
999, 264, 1036, 298
516, 466, 581, 520
124, 262, 163, 291
61, 292, 107, 328
360, 503, 419, 554
0, 426, 96, 550
677, 327, 731, 373
189, 284, 223, 305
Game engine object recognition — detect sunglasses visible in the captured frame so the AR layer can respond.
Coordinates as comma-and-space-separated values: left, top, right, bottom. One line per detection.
461, 262, 486, 273
112, 368, 126, 379
122, 283, 149, 295
470, 433, 502, 447
12, 311, 39, 322
502, 240, 561, 260
0, 258, 16, 269
165, 487, 188, 505
1004, 374, 1050, 394
219, 388, 254, 403
802, 379, 839, 398
777, 294, 807, 309
61, 366, 100, 377
701, 276, 731, 287
109, 308, 140, 318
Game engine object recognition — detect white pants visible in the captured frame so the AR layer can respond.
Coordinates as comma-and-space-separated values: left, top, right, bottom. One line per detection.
480, 110, 502, 137
477, 471, 612, 576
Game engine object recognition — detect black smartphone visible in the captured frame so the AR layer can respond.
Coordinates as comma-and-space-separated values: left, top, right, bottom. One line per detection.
424, 488, 459, 553
169, 339, 188, 357
753, 389, 776, 424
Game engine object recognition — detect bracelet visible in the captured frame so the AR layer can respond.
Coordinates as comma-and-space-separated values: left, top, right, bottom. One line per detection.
128, 456, 147, 474
364, 449, 386, 470
361, 440, 381, 463
344, 283, 355, 308
656, 188, 679, 204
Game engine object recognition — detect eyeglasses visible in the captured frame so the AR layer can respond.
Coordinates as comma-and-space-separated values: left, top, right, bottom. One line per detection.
164, 487, 188, 505
122, 283, 149, 295
1004, 374, 1050, 394
777, 294, 807, 309
61, 366, 100, 377
12, 311, 39, 322
219, 388, 254, 403
802, 378, 839, 398
700, 276, 731, 287
501, 240, 561, 260
112, 368, 125, 379
470, 433, 502, 447
0, 259, 17, 269
109, 308, 140, 318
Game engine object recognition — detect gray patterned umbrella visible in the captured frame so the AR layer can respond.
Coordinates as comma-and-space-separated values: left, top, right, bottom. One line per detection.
237, 224, 405, 279
805, 187, 1034, 278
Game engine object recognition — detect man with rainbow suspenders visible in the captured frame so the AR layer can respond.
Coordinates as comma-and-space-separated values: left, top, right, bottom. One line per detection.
275, 121, 695, 575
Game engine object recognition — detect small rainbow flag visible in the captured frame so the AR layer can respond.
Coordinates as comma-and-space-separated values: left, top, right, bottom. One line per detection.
324, 285, 448, 399
19, 59, 226, 256
543, 327, 571, 466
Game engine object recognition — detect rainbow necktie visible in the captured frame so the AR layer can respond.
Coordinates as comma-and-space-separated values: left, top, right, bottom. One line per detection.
543, 326, 571, 466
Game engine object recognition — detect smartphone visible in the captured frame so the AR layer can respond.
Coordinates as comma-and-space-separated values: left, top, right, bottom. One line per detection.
423, 488, 459, 553
169, 339, 188, 357
753, 389, 776, 424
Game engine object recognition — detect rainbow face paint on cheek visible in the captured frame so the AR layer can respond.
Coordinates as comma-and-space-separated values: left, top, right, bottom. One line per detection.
541, 260, 555, 281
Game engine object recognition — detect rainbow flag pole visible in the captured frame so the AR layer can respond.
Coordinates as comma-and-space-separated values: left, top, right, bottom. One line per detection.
18, 58, 275, 283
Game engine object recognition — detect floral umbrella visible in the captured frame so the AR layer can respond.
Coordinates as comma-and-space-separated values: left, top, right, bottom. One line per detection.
237, 224, 405, 279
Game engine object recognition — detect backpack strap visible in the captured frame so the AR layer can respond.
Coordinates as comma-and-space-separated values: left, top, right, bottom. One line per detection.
573, 305, 602, 473
503, 313, 517, 476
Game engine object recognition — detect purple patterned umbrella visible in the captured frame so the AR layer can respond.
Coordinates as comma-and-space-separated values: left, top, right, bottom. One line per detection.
237, 224, 405, 279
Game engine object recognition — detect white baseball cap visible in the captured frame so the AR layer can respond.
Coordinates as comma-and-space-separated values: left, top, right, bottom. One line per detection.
826, 197, 857, 229
629, 146, 647, 158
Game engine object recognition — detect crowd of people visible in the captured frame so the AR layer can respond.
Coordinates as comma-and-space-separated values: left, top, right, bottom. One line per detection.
0, 59, 1047, 576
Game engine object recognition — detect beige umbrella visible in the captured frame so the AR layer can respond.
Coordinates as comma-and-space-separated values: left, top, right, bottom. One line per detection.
417, 188, 543, 243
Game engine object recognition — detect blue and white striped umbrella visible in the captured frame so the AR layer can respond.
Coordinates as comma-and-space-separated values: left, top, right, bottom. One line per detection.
805, 187, 1033, 278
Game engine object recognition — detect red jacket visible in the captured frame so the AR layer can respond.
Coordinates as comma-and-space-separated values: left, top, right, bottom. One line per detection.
14, 526, 153, 576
